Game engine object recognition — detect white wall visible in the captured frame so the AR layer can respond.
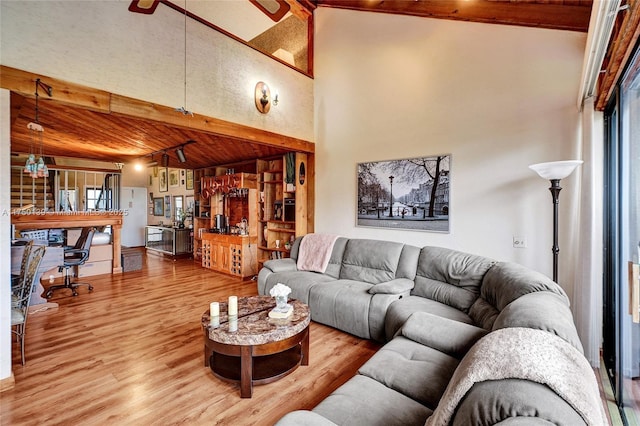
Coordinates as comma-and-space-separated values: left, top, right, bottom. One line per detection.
1, 90, 13, 381
314, 9, 587, 298
0, 0, 314, 142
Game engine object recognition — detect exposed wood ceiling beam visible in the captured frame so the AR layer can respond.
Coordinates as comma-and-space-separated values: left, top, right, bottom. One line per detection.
315, 0, 592, 32
1, 65, 314, 169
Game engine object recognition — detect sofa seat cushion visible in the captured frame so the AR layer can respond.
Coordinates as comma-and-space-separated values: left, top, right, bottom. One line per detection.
309, 280, 374, 339
385, 296, 474, 341
313, 375, 432, 426
358, 336, 459, 410
261, 271, 336, 304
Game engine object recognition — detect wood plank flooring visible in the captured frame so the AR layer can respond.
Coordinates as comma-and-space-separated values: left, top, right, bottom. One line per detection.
2, 253, 380, 425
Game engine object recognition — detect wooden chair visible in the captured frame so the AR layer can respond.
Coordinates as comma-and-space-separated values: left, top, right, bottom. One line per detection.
11, 245, 46, 365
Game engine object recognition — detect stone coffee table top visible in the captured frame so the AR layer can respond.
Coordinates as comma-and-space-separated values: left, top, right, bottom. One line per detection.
201, 295, 310, 346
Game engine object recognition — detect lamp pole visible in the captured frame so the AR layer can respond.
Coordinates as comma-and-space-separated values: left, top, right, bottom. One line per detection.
549, 179, 562, 283
529, 160, 582, 284
388, 175, 394, 217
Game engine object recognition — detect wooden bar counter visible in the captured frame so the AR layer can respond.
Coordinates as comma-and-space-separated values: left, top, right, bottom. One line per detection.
11, 212, 125, 274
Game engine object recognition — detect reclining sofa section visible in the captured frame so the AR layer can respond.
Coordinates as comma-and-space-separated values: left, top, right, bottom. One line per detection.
257, 235, 603, 426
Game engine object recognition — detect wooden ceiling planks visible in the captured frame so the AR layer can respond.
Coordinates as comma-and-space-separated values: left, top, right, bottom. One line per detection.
315, 0, 592, 32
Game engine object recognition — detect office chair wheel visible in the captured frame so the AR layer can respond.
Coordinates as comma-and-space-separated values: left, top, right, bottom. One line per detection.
72, 290, 78, 296
88, 285, 94, 292
45, 290, 53, 299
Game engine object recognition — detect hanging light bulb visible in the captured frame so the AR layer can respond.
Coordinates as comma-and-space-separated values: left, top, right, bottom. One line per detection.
24, 79, 52, 179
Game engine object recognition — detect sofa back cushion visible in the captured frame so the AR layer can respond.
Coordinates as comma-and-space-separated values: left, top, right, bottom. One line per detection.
412, 247, 496, 313
291, 236, 348, 279
339, 239, 405, 284
469, 261, 570, 331
492, 292, 584, 353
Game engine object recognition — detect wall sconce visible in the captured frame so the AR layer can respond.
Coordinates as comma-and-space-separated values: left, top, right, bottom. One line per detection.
255, 81, 271, 114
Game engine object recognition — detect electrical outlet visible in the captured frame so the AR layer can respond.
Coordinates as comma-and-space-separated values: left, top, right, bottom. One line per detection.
513, 236, 527, 248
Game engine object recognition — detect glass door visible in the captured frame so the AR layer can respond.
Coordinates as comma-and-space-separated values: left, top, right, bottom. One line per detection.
604, 44, 640, 425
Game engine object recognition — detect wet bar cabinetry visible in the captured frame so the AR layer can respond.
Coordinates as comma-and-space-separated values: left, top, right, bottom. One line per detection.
192, 154, 309, 271
192, 166, 257, 261
201, 233, 257, 278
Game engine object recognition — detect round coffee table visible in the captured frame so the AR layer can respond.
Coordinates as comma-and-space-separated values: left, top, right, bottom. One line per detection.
201, 295, 310, 398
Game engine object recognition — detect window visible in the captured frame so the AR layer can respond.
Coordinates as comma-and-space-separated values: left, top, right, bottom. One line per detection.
86, 187, 112, 211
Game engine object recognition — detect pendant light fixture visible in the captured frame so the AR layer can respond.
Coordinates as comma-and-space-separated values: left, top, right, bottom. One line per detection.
24, 78, 53, 178
175, 0, 193, 117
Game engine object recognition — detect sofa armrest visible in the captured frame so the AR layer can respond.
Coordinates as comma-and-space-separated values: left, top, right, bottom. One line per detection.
275, 410, 338, 426
400, 312, 487, 359
368, 278, 414, 295
263, 258, 298, 273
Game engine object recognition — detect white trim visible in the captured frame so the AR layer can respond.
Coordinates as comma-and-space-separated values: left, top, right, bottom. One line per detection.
577, 0, 622, 110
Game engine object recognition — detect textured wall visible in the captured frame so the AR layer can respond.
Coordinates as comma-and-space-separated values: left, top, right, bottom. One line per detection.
0, 1, 314, 142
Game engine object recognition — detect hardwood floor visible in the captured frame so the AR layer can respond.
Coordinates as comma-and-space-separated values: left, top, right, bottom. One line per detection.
3, 253, 381, 425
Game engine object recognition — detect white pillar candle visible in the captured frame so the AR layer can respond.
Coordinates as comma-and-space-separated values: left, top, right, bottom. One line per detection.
228, 296, 238, 316
210, 302, 219, 317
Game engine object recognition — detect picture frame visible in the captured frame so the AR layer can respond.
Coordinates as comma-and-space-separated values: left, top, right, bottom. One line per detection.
159, 168, 168, 192
169, 169, 180, 188
164, 195, 171, 219
186, 169, 194, 190
185, 195, 195, 212
153, 198, 164, 216
356, 154, 451, 233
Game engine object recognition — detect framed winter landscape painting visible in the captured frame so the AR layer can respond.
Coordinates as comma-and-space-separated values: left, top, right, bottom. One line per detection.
357, 154, 451, 233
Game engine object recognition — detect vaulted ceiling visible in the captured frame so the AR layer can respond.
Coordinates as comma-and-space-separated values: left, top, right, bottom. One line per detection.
7, 0, 594, 170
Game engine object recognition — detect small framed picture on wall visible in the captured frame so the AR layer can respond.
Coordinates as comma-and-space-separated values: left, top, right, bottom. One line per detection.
153, 198, 164, 216
186, 169, 194, 190
169, 170, 180, 188
159, 168, 168, 193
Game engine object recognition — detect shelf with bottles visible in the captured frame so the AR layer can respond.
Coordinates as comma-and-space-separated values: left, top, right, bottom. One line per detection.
256, 153, 307, 266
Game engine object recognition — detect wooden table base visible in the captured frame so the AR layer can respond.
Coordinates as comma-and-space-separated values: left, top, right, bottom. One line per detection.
206, 325, 309, 398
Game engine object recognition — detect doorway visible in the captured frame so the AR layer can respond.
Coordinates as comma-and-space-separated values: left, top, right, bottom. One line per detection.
603, 44, 640, 425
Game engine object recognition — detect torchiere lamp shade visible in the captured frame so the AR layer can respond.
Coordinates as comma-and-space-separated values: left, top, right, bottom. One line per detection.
529, 160, 583, 180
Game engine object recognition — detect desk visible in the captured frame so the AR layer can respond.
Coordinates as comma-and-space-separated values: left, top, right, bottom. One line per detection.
11, 244, 64, 305
11, 212, 124, 274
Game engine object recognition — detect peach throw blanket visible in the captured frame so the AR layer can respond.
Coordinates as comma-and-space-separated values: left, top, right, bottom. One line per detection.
297, 234, 339, 273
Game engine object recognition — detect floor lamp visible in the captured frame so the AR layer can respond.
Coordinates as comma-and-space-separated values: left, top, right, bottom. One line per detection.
529, 160, 583, 283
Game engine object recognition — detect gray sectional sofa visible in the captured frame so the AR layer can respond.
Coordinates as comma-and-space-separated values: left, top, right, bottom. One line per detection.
257, 236, 606, 426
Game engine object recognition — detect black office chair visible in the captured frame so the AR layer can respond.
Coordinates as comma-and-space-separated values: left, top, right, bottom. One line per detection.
45, 228, 95, 298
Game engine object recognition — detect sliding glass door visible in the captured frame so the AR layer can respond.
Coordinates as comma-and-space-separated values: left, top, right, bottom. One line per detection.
604, 44, 640, 424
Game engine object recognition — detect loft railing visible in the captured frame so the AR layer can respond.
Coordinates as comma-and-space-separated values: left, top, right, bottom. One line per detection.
10, 166, 121, 212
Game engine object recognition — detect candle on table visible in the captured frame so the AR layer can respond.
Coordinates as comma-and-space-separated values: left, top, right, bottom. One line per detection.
228, 296, 238, 316
210, 302, 219, 317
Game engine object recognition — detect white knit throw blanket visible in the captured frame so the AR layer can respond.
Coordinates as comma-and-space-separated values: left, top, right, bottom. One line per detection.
296, 234, 339, 273
426, 327, 608, 426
